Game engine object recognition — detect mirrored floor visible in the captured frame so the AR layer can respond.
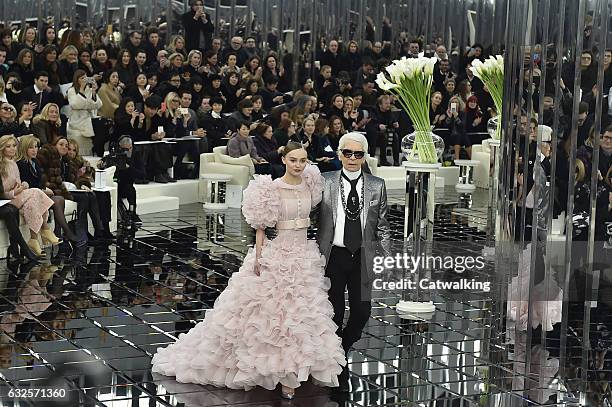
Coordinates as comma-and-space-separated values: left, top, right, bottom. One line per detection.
0, 187, 593, 406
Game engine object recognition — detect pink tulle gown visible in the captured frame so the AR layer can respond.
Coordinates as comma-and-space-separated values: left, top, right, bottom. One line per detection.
151, 165, 346, 391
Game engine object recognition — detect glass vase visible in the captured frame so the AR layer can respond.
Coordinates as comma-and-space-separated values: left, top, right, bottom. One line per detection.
487, 116, 501, 140
401, 131, 445, 164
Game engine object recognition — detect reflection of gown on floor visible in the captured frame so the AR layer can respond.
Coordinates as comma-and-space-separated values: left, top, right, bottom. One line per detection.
507, 244, 563, 331
151, 165, 346, 390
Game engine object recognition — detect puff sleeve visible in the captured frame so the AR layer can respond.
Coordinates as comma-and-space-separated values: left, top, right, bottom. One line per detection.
241, 175, 281, 229
302, 164, 324, 208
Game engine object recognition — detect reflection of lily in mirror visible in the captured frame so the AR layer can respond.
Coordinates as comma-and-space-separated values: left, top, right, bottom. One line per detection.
471, 56, 504, 140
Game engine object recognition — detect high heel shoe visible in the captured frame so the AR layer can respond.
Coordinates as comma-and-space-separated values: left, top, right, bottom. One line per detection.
40, 229, 62, 246
28, 239, 45, 257
280, 386, 295, 400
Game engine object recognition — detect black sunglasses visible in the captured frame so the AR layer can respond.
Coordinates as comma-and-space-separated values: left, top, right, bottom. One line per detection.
341, 149, 365, 159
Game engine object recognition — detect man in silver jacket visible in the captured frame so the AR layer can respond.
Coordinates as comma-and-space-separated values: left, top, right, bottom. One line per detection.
315, 132, 391, 392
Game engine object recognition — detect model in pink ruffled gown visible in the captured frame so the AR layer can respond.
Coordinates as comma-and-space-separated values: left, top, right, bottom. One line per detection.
151, 148, 346, 397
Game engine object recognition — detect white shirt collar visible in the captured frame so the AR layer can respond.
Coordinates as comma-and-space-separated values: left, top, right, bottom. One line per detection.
342, 167, 362, 181
34, 84, 43, 94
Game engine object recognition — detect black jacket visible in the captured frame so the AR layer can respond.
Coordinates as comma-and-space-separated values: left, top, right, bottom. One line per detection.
16, 159, 44, 189
182, 10, 214, 52
199, 112, 229, 149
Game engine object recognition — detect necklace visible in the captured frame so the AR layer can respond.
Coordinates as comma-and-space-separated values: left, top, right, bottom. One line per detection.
339, 173, 364, 221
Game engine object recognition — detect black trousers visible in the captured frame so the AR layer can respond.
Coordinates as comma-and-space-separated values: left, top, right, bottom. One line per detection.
0, 204, 28, 250
173, 140, 200, 179
325, 246, 372, 354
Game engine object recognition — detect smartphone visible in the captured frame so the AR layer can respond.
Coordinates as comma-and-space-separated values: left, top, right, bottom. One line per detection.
145, 84, 151, 91
157, 126, 164, 134
178, 107, 188, 115
135, 102, 143, 112
450, 102, 457, 113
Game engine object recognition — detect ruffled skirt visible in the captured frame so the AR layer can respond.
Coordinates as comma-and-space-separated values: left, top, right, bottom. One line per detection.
151, 238, 346, 390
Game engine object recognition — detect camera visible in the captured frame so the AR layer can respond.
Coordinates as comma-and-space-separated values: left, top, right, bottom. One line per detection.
85, 77, 96, 86
101, 143, 128, 170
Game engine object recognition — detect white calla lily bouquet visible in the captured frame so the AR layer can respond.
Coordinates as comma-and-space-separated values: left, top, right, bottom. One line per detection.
375, 56, 439, 163
470, 56, 504, 139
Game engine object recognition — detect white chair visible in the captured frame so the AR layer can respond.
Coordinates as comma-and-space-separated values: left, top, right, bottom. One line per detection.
199, 146, 254, 202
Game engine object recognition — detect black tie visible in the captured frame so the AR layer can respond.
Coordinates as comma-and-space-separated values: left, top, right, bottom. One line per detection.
342, 172, 362, 254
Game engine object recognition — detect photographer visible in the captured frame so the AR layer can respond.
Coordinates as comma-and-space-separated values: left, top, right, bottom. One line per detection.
182, 0, 214, 52
99, 136, 144, 226
66, 70, 102, 155
4, 73, 24, 107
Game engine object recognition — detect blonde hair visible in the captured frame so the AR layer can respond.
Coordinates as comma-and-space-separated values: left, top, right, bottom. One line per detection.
0, 76, 5, 96
1, 103, 17, 122
0, 135, 18, 177
164, 92, 179, 118
575, 159, 586, 183
16, 134, 40, 162
58, 45, 78, 61
33, 103, 62, 127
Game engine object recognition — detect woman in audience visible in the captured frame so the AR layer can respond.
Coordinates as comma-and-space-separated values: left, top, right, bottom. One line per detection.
203, 50, 221, 76
37, 46, 61, 87
464, 95, 486, 142
57, 45, 79, 85
341, 97, 358, 131
325, 94, 345, 119
312, 117, 341, 172
327, 115, 346, 151
114, 98, 144, 140
250, 95, 265, 122
66, 69, 103, 155
241, 56, 263, 86
222, 71, 242, 112
166, 35, 187, 59
262, 54, 285, 86
199, 96, 230, 149
243, 79, 260, 99
77, 49, 96, 78
39, 26, 58, 48
16, 27, 38, 54
9, 49, 36, 87
205, 74, 224, 99
16, 135, 81, 245
38, 136, 113, 242
227, 121, 268, 174
126, 73, 152, 108
445, 95, 470, 159
32, 103, 64, 145
252, 123, 284, 178
184, 50, 205, 78
273, 118, 296, 147
293, 78, 317, 101
220, 52, 240, 76
0, 135, 59, 256
429, 91, 446, 128
116, 49, 134, 85
457, 79, 473, 104
0, 102, 21, 137
98, 70, 123, 120
16, 102, 35, 136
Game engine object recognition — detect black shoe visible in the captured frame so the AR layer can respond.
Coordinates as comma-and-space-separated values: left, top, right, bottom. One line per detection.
380, 160, 392, 166
134, 178, 149, 185
154, 174, 169, 184
166, 176, 177, 183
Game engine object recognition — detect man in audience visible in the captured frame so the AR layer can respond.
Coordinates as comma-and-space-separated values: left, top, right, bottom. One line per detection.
140, 95, 174, 183
20, 71, 61, 115
182, 0, 214, 52
222, 36, 244, 65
